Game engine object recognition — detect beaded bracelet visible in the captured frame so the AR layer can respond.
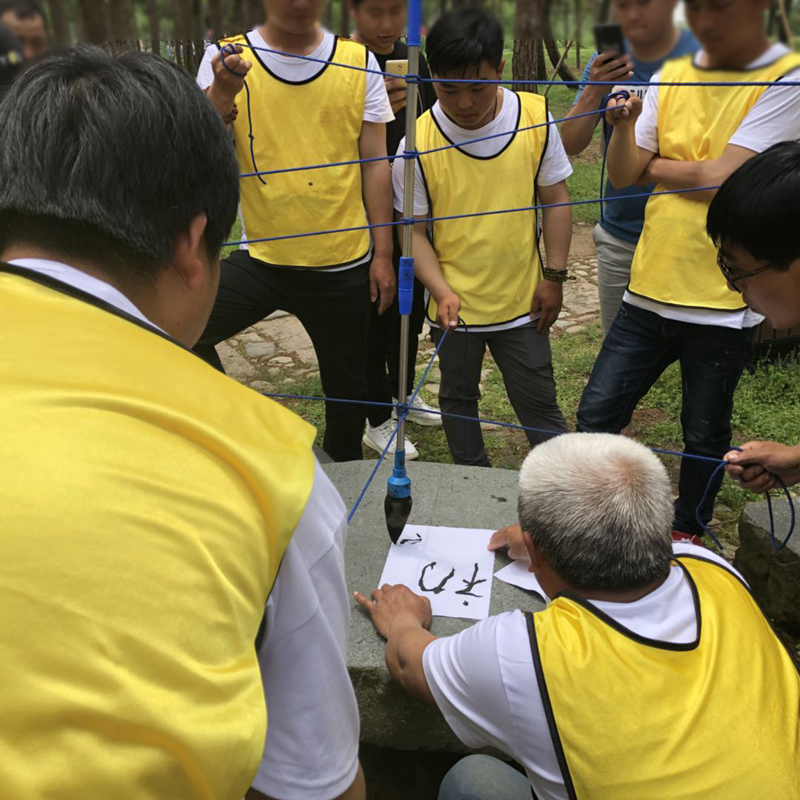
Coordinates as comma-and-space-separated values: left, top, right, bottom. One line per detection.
542, 267, 568, 283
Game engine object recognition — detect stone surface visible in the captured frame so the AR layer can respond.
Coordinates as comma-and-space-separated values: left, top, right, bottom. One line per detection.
215, 342, 257, 381
252, 315, 317, 364
565, 325, 586, 335
244, 341, 277, 359
248, 380, 274, 393
268, 355, 294, 366
735, 500, 800, 634
324, 460, 544, 753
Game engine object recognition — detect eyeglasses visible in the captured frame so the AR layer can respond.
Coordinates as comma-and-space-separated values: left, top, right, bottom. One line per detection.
716, 252, 779, 293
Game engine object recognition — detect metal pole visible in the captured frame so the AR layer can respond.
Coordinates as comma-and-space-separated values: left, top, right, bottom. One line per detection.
385, 0, 422, 543
396, 4, 422, 453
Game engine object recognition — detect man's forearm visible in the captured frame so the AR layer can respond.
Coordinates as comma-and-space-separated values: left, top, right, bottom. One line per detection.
408, 223, 451, 300
362, 161, 393, 258
385, 622, 437, 706
206, 81, 237, 118
560, 88, 604, 156
644, 157, 719, 202
541, 206, 571, 270
607, 124, 646, 188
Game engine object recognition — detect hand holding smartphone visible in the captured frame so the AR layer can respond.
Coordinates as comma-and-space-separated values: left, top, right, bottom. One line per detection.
588, 23, 633, 96
384, 59, 409, 114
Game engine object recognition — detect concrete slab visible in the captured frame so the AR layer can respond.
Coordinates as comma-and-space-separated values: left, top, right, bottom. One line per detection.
324, 460, 546, 752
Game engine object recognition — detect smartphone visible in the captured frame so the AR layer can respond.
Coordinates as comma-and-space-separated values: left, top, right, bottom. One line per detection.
594, 23, 625, 60
385, 59, 409, 78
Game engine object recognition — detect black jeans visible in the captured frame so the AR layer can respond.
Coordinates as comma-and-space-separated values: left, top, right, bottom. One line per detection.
193, 250, 370, 462
431, 323, 566, 467
577, 301, 754, 535
365, 246, 427, 428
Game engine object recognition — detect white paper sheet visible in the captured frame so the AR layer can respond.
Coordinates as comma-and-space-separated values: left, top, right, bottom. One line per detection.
378, 525, 495, 620
493, 559, 548, 602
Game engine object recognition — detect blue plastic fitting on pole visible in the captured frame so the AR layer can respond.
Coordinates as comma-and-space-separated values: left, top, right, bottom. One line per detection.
407, 0, 422, 47
387, 450, 411, 498
398, 256, 415, 316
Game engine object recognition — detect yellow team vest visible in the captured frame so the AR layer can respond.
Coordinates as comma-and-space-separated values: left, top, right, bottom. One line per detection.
629, 53, 800, 310
528, 556, 800, 799
0, 266, 316, 799
418, 92, 548, 328
226, 33, 371, 269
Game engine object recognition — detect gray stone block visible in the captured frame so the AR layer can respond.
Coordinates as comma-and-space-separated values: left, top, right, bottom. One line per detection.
735, 500, 800, 634
324, 460, 545, 753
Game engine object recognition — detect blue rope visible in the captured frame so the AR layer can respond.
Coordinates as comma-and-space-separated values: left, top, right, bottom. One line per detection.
237, 103, 634, 179
259, 384, 794, 549
348, 413, 408, 522
223, 184, 719, 247
232, 41, 800, 88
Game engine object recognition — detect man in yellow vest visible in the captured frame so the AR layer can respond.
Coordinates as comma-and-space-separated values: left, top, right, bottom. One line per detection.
577, 0, 800, 544
394, 9, 571, 466
703, 143, 800, 494
0, 47, 364, 799
197, 0, 395, 463
355, 433, 800, 799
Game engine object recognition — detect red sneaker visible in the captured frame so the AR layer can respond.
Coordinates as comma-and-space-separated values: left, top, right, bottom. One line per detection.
671, 531, 706, 548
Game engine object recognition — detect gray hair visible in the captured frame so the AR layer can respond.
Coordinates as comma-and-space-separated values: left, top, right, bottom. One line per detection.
518, 433, 674, 592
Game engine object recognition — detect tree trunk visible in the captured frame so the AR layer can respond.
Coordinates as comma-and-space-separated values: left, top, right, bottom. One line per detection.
776, 0, 793, 44
323, 0, 333, 31
210, 0, 226, 39
575, 0, 581, 67
108, 0, 135, 43
597, 0, 611, 23
439, 0, 447, 13
47, 0, 70, 44
80, 0, 110, 42
146, 0, 159, 52
339, 0, 349, 36
514, 0, 546, 92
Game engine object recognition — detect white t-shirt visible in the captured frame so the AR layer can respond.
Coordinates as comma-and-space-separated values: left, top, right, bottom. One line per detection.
9, 259, 360, 800
423, 542, 745, 800
626, 42, 800, 329
393, 87, 573, 217
196, 29, 393, 124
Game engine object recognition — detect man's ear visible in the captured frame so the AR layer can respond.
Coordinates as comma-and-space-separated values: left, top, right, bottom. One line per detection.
172, 214, 209, 289
522, 529, 544, 573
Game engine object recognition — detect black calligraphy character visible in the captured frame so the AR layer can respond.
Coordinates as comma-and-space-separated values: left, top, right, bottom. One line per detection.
398, 533, 423, 546
418, 562, 455, 595
454, 563, 487, 598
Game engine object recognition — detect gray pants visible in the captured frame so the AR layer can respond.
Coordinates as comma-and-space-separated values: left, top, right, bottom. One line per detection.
430, 322, 566, 467
594, 223, 637, 336
438, 755, 531, 800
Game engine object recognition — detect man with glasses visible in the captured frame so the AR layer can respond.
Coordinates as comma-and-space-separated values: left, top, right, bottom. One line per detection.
706, 142, 800, 494
576, 0, 800, 545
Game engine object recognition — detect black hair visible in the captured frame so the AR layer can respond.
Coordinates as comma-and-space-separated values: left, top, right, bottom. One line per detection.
0, 45, 239, 282
425, 8, 503, 78
0, 0, 45, 21
706, 141, 800, 272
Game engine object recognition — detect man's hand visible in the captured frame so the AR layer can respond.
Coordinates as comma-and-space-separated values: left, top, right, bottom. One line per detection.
584, 52, 633, 102
725, 442, 800, 494
354, 584, 432, 640
370, 254, 396, 314
605, 93, 642, 129
435, 291, 461, 330
385, 77, 408, 114
488, 524, 529, 561
211, 45, 251, 97
531, 280, 563, 332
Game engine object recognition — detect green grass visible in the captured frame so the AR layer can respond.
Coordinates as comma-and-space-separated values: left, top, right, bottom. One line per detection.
276, 322, 800, 547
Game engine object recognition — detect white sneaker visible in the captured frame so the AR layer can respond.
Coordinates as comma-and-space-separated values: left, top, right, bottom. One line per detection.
393, 393, 443, 427
363, 419, 420, 460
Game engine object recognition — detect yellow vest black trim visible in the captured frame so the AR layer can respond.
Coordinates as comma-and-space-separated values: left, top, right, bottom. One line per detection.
223, 33, 372, 269
526, 555, 800, 799
0, 262, 316, 797
629, 52, 800, 311
417, 92, 549, 329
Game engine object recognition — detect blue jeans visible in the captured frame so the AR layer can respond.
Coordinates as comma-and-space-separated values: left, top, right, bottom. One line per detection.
577, 302, 753, 536
438, 755, 532, 800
